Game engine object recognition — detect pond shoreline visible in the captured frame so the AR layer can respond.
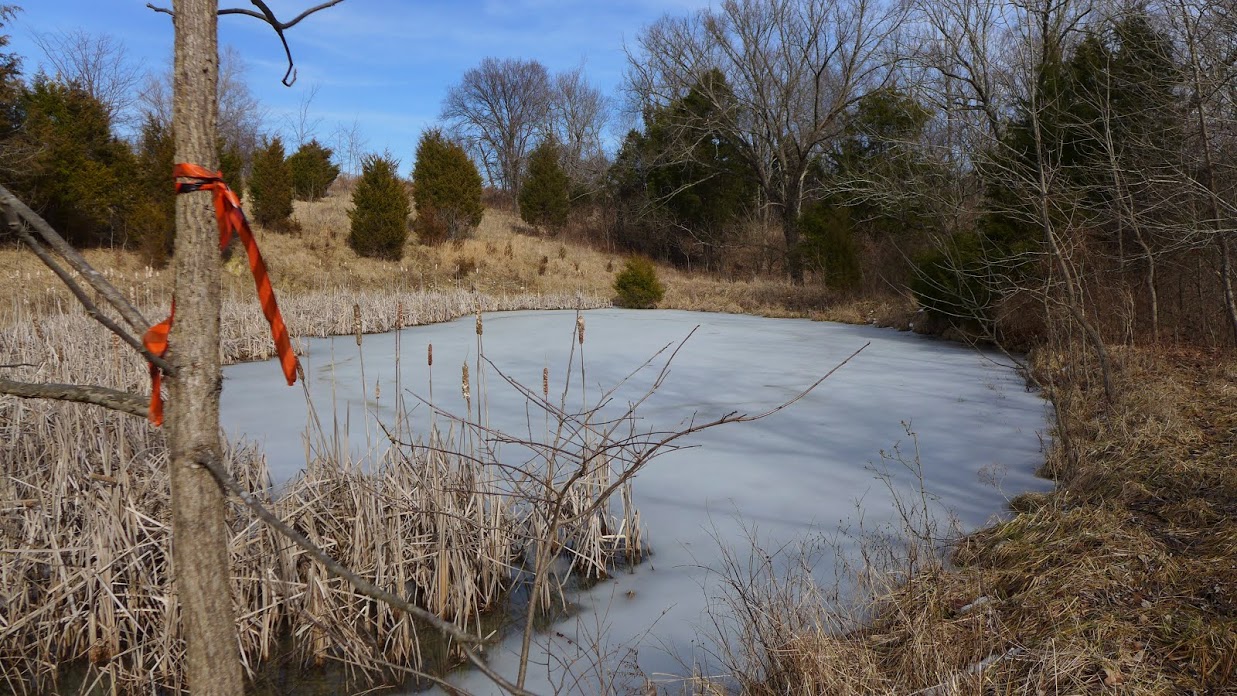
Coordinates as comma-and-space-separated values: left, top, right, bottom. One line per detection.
222, 305, 1051, 695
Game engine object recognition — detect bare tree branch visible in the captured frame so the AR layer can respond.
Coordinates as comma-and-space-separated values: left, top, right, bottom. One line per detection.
2, 211, 175, 375
0, 183, 151, 335
145, 0, 345, 86
0, 378, 149, 419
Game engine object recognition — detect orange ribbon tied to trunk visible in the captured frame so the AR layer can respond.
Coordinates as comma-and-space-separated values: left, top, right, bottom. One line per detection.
141, 163, 299, 426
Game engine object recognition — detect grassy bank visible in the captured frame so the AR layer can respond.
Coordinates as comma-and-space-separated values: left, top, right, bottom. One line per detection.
697, 345, 1236, 695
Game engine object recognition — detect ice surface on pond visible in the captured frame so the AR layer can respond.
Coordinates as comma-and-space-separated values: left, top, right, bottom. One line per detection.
221, 309, 1052, 694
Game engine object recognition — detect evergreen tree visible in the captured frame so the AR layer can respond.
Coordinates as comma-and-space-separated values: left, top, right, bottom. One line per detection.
249, 135, 295, 232
128, 116, 176, 266
348, 152, 409, 260
798, 203, 861, 292
613, 256, 665, 308
609, 69, 754, 267
286, 138, 340, 201
219, 140, 243, 193
411, 129, 483, 245
0, 5, 25, 175
13, 76, 137, 247
519, 137, 570, 232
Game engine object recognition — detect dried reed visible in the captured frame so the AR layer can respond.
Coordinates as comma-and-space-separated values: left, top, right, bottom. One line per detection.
0, 290, 646, 695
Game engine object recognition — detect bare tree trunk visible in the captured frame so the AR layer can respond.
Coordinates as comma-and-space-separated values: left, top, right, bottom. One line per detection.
1178, 0, 1237, 346
1025, 36, 1116, 405
1220, 235, 1237, 346
168, 1, 243, 693
781, 176, 805, 283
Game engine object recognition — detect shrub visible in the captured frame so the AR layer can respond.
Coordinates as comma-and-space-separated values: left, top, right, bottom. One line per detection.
287, 139, 340, 201
518, 138, 570, 232
411, 129, 483, 245
911, 231, 995, 325
798, 203, 860, 292
249, 136, 297, 232
347, 153, 410, 260
614, 256, 665, 309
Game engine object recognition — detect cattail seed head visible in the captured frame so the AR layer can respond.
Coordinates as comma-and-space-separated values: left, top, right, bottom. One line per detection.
461, 362, 471, 402
576, 314, 585, 345
374, 380, 381, 400
542, 367, 549, 398
476, 311, 483, 337
352, 304, 362, 346
427, 343, 433, 366
396, 301, 405, 330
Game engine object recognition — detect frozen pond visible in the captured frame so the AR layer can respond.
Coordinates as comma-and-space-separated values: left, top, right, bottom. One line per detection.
221, 309, 1052, 694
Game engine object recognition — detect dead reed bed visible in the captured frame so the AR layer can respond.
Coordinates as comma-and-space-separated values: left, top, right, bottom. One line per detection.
697, 344, 1236, 695
1, 291, 652, 695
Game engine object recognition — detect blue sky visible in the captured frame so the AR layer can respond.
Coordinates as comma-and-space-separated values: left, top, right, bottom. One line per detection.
7, 0, 711, 172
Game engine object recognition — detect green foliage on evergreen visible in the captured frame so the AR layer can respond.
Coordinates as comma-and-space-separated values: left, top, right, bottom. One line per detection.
613, 256, 665, 309
128, 116, 176, 266
518, 138, 570, 231
287, 139, 340, 201
219, 141, 244, 194
826, 88, 936, 240
249, 136, 296, 232
609, 69, 754, 267
911, 232, 996, 326
0, 6, 22, 144
412, 129, 483, 245
13, 76, 137, 248
348, 153, 410, 260
797, 204, 861, 292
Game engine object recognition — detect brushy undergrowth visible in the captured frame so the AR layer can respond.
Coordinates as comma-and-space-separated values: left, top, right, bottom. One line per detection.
699, 343, 1236, 695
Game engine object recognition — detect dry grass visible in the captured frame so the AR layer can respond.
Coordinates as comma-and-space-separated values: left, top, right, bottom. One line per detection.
0, 233, 658, 695
699, 343, 1237, 695
1, 189, 915, 328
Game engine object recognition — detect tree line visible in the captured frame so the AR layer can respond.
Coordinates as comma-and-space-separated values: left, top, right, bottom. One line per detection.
0, 9, 345, 265
5, 0, 1235, 355
436, 0, 1237, 355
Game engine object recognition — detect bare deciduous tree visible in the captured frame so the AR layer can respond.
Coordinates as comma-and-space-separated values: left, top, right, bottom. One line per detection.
329, 115, 367, 179
627, 0, 905, 281
442, 57, 552, 197
1169, 0, 1237, 343
285, 81, 322, 146
139, 45, 266, 173
550, 66, 609, 190
31, 29, 142, 128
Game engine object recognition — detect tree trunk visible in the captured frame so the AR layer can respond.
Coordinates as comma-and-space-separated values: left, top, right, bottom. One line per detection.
1220, 234, 1237, 346
781, 178, 804, 283
168, 1, 244, 694
1133, 230, 1159, 345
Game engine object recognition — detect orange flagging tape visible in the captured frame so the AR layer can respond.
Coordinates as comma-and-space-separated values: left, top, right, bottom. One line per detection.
142, 163, 299, 426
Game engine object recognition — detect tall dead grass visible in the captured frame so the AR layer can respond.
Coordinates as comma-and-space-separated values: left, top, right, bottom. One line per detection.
0, 291, 658, 694
698, 344, 1236, 695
